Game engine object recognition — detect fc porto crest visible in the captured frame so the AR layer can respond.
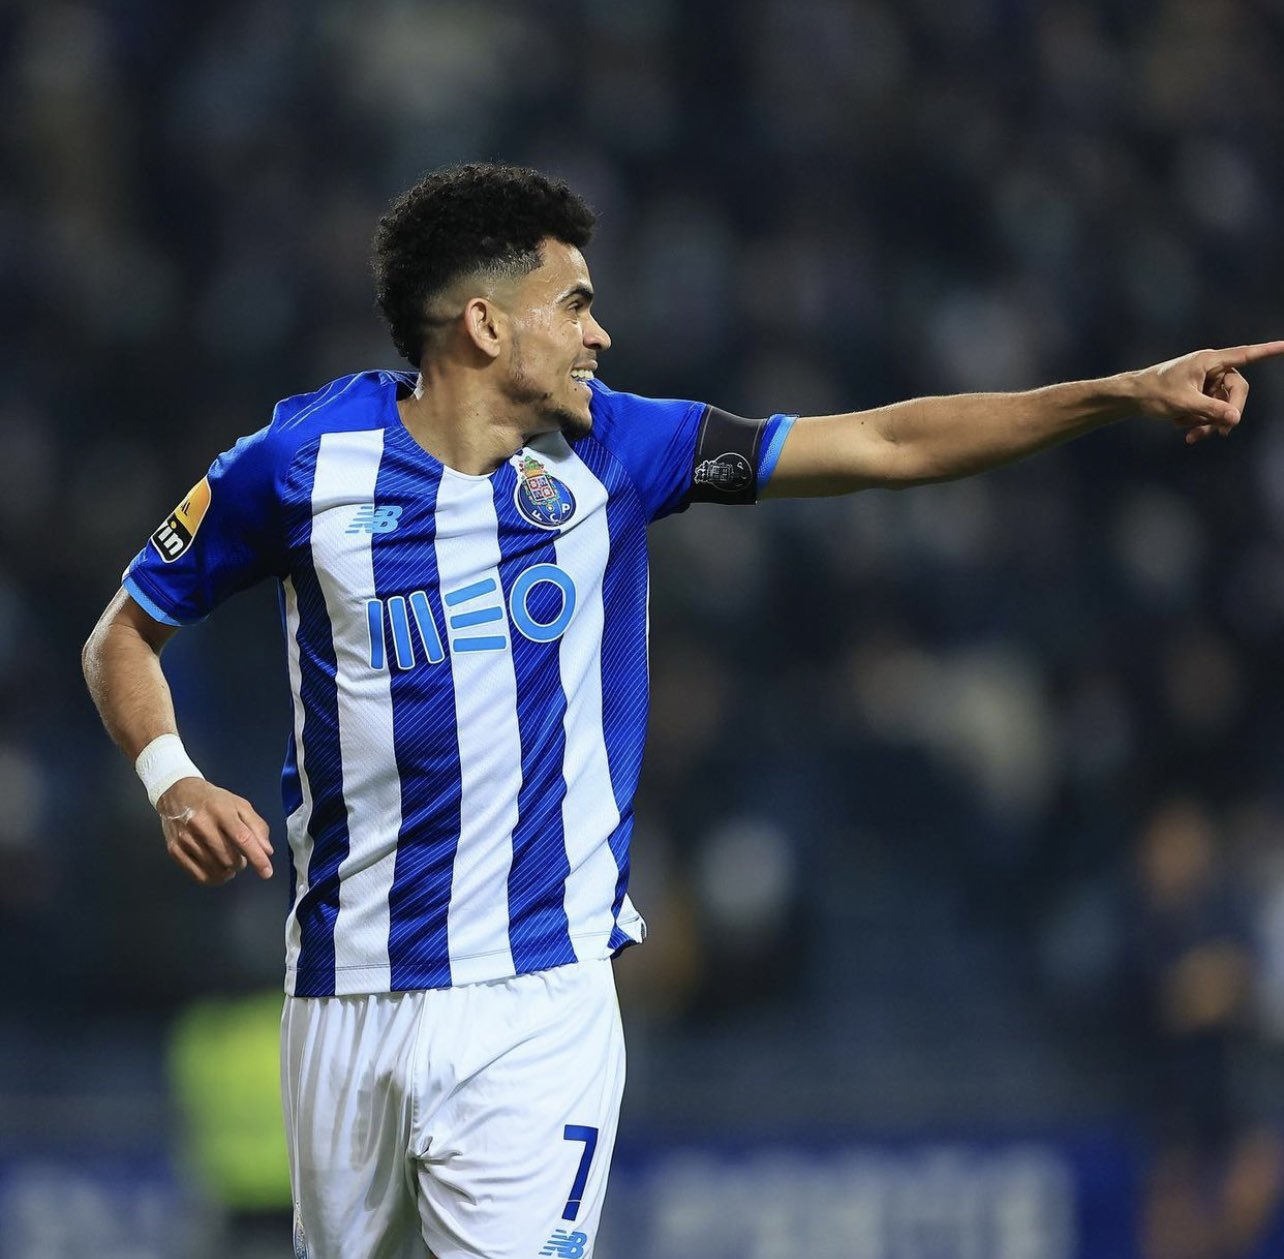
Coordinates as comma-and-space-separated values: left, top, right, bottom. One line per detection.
513, 453, 576, 529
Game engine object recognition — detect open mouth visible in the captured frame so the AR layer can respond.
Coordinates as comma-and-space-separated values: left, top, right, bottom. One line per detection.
570, 367, 595, 392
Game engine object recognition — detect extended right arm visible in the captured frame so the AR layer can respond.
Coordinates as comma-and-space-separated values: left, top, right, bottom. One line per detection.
83, 589, 274, 884
762, 342, 1284, 497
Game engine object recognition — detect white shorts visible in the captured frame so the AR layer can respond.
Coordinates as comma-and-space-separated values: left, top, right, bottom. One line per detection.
281, 959, 625, 1259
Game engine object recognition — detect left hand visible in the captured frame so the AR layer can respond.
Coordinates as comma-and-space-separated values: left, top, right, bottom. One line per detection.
1132, 341, 1284, 445
156, 777, 274, 885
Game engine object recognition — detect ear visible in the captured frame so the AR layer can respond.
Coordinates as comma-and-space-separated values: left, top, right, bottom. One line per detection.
462, 297, 504, 361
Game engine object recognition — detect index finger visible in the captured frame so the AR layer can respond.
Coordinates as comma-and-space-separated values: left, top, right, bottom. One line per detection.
233, 809, 274, 879
1209, 341, 1284, 368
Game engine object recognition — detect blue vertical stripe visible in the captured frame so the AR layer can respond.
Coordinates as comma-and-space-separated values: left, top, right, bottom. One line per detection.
492, 464, 577, 973
376, 445, 459, 991
576, 438, 651, 948
288, 438, 350, 997
280, 578, 302, 934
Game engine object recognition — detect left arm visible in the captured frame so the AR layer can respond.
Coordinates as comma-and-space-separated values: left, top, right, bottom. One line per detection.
762, 342, 1284, 497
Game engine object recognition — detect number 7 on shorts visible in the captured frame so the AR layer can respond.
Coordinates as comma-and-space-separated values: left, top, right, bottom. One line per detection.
561, 1125, 599, 1222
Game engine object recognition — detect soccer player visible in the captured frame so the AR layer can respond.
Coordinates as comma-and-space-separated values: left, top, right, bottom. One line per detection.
81, 162, 1282, 1259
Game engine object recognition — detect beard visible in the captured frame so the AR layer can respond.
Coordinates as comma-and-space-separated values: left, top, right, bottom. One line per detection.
554, 406, 593, 440
503, 337, 593, 441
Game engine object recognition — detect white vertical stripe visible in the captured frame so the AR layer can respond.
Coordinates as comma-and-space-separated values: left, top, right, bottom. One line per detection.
282, 577, 313, 995
310, 429, 402, 994
435, 474, 520, 983
616, 892, 646, 943
536, 438, 622, 956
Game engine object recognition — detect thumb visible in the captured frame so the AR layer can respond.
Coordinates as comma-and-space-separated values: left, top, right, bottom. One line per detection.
1187, 393, 1239, 428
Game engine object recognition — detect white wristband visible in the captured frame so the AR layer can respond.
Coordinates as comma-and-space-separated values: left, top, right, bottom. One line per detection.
135, 734, 204, 808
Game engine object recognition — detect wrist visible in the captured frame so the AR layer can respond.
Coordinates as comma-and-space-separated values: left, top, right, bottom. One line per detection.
135, 733, 204, 808
1098, 370, 1144, 417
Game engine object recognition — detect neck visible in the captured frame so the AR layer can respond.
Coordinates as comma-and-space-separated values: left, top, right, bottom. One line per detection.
396, 370, 537, 476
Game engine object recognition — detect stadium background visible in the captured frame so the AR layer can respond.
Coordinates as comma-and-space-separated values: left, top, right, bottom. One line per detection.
5, 0, 1284, 1255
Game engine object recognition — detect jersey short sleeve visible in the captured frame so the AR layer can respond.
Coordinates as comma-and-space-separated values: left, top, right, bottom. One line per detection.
122, 424, 285, 626
585, 379, 795, 522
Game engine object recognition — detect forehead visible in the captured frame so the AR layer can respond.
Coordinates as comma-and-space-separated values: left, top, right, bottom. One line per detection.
517, 238, 591, 302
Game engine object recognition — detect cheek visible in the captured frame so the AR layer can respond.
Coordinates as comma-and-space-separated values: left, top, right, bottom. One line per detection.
519, 318, 572, 361
548, 329, 581, 371
513, 314, 581, 376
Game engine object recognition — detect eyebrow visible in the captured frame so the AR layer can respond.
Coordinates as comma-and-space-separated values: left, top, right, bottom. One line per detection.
559, 283, 595, 305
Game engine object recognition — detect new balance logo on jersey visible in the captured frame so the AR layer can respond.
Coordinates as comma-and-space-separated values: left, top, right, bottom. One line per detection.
539, 1231, 588, 1258
347, 504, 403, 534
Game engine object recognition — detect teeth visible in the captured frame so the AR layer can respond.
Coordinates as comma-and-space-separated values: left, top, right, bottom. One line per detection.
571, 369, 594, 381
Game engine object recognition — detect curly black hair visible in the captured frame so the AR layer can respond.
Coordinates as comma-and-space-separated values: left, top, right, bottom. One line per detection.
372, 162, 597, 367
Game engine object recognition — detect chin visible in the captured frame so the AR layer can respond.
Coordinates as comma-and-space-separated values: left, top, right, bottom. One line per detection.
555, 404, 593, 441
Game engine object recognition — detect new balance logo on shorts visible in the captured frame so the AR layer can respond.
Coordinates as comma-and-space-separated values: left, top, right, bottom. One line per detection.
539, 1229, 589, 1257
347, 504, 402, 534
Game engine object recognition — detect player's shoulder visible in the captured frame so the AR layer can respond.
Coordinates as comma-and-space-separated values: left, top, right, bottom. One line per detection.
209, 369, 408, 492
585, 377, 703, 446
587, 376, 693, 419
270, 368, 409, 439
577, 378, 709, 515
238, 368, 411, 481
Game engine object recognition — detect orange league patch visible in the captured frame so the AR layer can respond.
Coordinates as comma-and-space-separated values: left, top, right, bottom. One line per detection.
150, 476, 212, 562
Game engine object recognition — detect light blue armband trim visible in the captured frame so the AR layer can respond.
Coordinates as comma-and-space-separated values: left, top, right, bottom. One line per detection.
122, 573, 187, 627
756, 414, 797, 494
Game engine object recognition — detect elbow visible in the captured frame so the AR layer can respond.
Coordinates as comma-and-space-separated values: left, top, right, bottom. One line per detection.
82, 591, 129, 688
887, 440, 971, 488
880, 447, 947, 490
81, 619, 106, 690
83, 593, 175, 686
859, 426, 952, 489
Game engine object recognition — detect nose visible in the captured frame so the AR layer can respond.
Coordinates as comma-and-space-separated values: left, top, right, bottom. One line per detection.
585, 312, 611, 351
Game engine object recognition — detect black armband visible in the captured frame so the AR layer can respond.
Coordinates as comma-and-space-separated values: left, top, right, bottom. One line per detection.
687, 406, 770, 505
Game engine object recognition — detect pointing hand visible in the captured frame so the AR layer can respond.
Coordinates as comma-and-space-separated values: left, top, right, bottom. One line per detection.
1130, 341, 1284, 445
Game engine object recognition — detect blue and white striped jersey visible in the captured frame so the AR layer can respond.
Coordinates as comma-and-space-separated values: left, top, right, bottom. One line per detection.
124, 370, 794, 995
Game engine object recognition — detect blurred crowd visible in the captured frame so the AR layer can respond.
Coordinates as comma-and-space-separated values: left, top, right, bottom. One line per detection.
6, 0, 1284, 1184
